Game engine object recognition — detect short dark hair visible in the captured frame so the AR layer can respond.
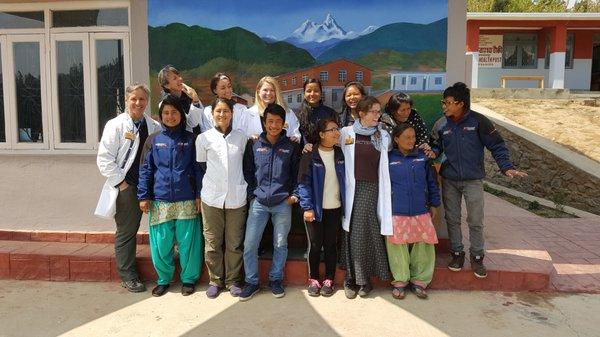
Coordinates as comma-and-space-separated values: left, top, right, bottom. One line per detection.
210, 97, 235, 111
315, 117, 339, 144
385, 92, 413, 115
356, 96, 380, 115
210, 72, 232, 96
443, 82, 470, 111
261, 103, 286, 124
391, 122, 415, 140
158, 95, 186, 126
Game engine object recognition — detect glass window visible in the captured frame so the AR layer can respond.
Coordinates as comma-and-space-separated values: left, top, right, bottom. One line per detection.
566, 33, 574, 69
287, 95, 292, 103
57, 41, 86, 143
401, 76, 406, 85
14, 42, 43, 143
410, 77, 417, 85
291, 77, 296, 86
503, 34, 537, 69
296, 93, 301, 102
282, 79, 287, 87
355, 71, 363, 82
96, 39, 125, 140
320, 71, 328, 82
0, 11, 44, 29
338, 70, 347, 83
52, 9, 128, 28
435, 77, 442, 85
302, 75, 308, 84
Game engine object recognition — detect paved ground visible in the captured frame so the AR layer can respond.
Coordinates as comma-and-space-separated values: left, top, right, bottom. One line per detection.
0, 280, 598, 337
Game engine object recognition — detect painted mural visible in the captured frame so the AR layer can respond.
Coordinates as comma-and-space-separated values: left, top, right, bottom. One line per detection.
148, 0, 448, 114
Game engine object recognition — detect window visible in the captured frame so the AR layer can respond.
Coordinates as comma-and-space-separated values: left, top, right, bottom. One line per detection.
435, 77, 442, 85
320, 71, 328, 82
296, 93, 301, 102
503, 34, 537, 69
355, 71, 363, 82
52, 9, 128, 27
282, 79, 287, 87
338, 70, 347, 83
0, 11, 44, 29
401, 76, 406, 85
410, 77, 417, 85
302, 75, 308, 84
287, 95, 292, 103
545, 33, 574, 69
291, 77, 296, 86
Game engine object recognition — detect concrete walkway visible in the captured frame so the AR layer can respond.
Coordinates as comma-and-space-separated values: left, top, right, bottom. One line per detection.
0, 280, 598, 337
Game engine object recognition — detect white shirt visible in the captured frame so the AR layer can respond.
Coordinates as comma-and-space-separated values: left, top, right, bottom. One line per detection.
319, 148, 341, 209
196, 128, 248, 209
242, 105, 301, 140
202, 103, 248, 133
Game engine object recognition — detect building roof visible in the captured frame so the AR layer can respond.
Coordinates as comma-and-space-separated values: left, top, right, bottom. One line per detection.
389, 71, 446, 75
275, 58, 372, 78
467, 12, 600, 21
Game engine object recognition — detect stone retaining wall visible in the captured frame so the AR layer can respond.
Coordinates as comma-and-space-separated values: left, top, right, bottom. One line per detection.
484, 124, 600, 215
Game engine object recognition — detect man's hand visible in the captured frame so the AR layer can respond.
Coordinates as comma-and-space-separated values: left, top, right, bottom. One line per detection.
303, 210, 315, 222
118, 181, 129, 192
286, 195, 298, 205
504, 169, 527, 178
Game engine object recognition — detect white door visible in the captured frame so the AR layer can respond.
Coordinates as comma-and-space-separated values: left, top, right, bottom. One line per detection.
5, 34, 48, 150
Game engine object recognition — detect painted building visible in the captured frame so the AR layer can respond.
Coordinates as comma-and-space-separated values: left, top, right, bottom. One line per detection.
389, 71, 446, 92
466, 12, 600, 90
275, 59, 371, 112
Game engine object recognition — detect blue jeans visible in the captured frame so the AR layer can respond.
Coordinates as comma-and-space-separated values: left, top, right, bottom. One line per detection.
243, 199, 292, 285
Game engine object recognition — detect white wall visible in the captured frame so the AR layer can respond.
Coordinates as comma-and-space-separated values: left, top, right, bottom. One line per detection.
446, 0, 466, 85
565, 59, 592, 90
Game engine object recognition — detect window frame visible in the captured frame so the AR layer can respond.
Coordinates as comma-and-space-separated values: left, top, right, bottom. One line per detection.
502, 33, 538, 69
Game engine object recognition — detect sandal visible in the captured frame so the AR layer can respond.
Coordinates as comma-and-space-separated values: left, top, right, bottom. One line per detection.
411, 284, 428, 299
392, 286, 406, 299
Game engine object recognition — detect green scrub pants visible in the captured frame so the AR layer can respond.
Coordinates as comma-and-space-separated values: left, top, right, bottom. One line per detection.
386, 241, 435, 288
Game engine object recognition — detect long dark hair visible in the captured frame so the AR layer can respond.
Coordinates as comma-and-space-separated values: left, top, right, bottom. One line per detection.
341, 81, 366, 125
297, 78, 323, 128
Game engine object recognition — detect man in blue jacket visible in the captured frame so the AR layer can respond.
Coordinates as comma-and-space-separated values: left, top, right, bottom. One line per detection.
240, 103, 301, 301
431, 82, 527, 278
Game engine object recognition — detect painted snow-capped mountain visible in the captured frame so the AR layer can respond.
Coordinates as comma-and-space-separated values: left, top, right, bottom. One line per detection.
283, 14, 379, 57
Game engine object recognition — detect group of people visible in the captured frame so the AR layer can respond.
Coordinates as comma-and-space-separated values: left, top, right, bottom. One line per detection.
96, 66, 526, 301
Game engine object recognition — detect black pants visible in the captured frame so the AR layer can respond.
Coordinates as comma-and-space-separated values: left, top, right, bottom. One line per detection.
114, 185, 143, 282
305, 208, 342, 280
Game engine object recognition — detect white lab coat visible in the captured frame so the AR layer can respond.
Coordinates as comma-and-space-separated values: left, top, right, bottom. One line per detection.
339, 126, 393, 236
202, 103, 248, 133
242, 105, 301, 140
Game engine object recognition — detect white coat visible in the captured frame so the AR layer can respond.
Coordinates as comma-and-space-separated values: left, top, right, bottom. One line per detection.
242, 105, 301, 140
339, 126, 393, 236
202, 103, 248, 133
96, 112, 161, 189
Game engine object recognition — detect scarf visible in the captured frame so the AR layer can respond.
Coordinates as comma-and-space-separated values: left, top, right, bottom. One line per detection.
352, 119, 384, 151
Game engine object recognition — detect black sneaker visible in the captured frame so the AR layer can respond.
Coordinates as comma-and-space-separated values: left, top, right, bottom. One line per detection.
448, 251, 465, 272
152, 284, 169, 297
344, 281, 358, 299
471, 254, 488, 278
239, 283, 260, 302
269, 280, 285, 298
121, 278, 146, 293
307, 279, 321, 297
181, 283, 195, 296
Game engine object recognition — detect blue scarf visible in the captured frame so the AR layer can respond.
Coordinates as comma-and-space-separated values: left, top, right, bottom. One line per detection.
352, 119, 384, 151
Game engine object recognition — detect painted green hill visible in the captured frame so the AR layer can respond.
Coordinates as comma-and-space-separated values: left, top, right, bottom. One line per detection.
357, 50, 446, 71
148, 23, 316, 72
317, 18, 447, 63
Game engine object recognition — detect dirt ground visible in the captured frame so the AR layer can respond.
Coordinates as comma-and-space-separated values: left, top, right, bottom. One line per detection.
472, 98, 600, 163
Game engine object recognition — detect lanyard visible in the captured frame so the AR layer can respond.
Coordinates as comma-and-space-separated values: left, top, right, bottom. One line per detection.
120, 120, 142, 169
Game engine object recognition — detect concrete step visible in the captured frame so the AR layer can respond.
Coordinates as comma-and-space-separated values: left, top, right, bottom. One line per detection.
0, 239, 550, 292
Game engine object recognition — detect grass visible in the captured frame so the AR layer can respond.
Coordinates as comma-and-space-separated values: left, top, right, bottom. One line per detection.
483, 183, 577, 218
411, 93, 443, 129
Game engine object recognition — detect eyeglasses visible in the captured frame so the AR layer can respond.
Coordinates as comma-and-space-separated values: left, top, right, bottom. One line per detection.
367, 109, 381, 115
441, 100, 461, 106
323, 127, 340, 133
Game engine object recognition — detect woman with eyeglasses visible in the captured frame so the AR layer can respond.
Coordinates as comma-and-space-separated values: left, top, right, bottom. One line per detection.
339, 96, 392, 299
297, 118, 345, 297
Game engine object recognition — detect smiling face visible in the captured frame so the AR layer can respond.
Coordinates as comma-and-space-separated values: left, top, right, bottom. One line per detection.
212, 101, 232, 131
358, 103, 381, 128
394, 127, 416, 154
215, 78, 233, 100
258, 82, 276, 105
304, 82, 322, 106
394, 102, 412, 123
344, 85, 362, 111
263, 112, 284, 138
164, 71, 183, 94
160, 104, 182, 128
126, 88, 148, 121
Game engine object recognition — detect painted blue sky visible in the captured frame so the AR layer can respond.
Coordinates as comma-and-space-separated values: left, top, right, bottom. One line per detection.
148, 0, 447, 39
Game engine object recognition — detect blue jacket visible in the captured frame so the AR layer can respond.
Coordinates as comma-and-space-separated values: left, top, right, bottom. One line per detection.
243, 131, 301, 207
389, 149, 441, 216
137, 126, 203, 202
431, 110, 514, 181
297, 146, 346, 222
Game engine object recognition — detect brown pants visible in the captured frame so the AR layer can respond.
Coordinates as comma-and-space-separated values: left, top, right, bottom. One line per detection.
201, 202, 247, 288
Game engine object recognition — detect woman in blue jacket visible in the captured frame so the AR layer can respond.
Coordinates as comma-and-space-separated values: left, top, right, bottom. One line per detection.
387, 123, 440, 300
297, 118, 345, 297
138, 95, 204, 297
